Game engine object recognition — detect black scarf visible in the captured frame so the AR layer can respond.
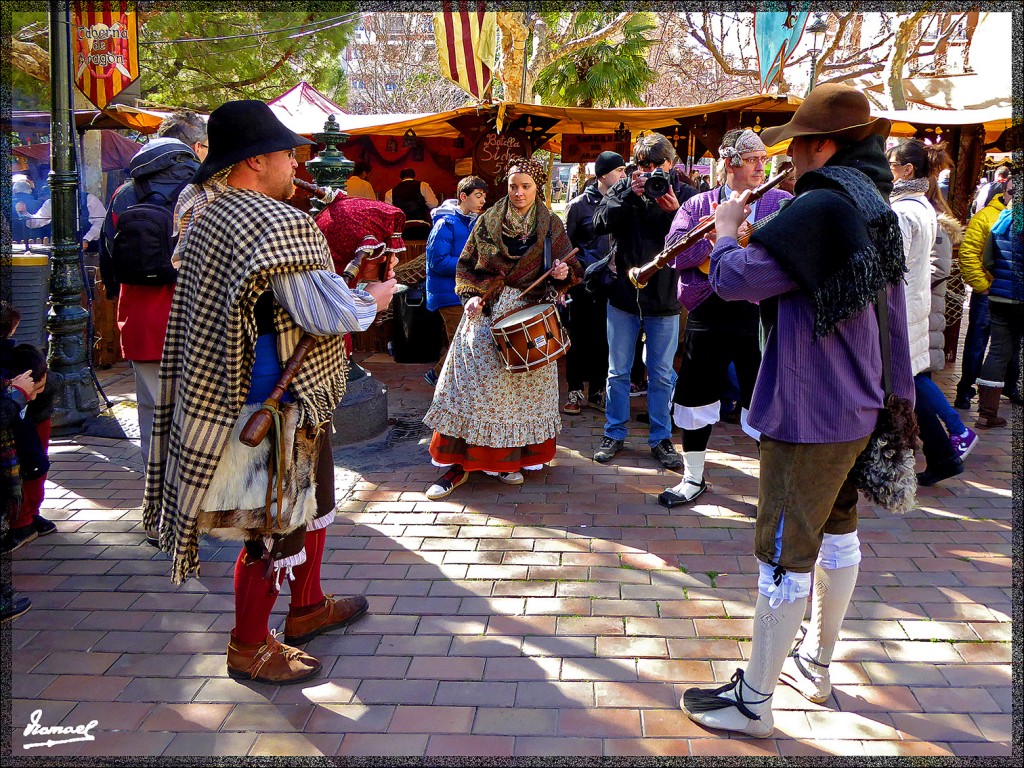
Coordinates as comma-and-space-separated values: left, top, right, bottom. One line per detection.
750, 136, 904, 338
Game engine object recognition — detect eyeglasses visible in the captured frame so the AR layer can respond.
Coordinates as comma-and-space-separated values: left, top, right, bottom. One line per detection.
198, 143, 209, 150
740, 155, 767, 166
636, 161, 663, 171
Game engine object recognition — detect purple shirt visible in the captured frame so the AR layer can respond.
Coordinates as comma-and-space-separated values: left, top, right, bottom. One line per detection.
668, 187, 792, 311
709, 237, 915, 444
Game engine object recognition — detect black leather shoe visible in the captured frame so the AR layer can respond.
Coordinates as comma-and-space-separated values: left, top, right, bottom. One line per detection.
659, 479, 707, 507
917, 458, 964, 487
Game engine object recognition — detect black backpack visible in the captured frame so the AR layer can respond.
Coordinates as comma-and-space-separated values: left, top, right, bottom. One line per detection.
110, 177, 184, 286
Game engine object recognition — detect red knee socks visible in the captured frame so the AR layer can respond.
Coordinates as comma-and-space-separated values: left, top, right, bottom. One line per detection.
232, 547, 279, 644
289, 527, 326, 614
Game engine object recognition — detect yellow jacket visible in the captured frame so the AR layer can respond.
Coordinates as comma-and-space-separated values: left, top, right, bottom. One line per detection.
958, 193, 1006, 292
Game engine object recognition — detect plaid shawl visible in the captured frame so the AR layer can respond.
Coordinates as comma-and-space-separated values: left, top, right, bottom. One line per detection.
143, 188, 347, 584
455, 197, 579, 308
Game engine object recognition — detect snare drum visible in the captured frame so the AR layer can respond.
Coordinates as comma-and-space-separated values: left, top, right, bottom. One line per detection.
490, 303, 570, 373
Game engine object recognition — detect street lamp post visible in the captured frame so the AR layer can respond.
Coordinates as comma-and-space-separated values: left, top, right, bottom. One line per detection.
806, 15, 828, 95
47, 0, 99, 433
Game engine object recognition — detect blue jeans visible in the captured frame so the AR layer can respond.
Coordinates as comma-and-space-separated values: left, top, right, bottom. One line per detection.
604, 304, 678, 445
956, 291, 990, 400
915, 373, 966, 436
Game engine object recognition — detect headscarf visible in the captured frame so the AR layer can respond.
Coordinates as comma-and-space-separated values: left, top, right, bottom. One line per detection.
505, 156, 548, 188
502, 155, 547, 241
719, 130, 766, 168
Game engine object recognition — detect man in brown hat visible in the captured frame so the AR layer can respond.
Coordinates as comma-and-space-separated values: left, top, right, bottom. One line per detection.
680, 84, 915, 736
144, 100, 398, 684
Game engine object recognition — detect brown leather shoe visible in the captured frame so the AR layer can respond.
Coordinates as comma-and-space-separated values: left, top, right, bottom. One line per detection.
284, 594, 369, 645
226, 630, 321, 684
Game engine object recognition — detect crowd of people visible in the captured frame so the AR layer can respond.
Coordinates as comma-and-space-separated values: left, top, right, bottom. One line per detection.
2, 85, 1019, 739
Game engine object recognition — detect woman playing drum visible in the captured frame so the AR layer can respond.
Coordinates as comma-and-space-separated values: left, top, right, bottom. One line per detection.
423, 157, 582, 499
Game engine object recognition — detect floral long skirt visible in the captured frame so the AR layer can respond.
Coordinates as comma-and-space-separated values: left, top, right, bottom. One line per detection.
424, 286, 562, 472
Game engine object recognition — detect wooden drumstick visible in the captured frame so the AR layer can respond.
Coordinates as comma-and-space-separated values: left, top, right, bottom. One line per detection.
239, 335, 317, 447
517, 248, 580, 300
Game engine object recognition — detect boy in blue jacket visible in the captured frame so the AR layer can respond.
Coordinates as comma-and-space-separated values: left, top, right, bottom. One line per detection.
424, 176, 488, 386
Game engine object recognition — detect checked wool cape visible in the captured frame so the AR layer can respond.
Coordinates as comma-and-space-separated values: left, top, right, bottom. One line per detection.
143, 188, 347, 584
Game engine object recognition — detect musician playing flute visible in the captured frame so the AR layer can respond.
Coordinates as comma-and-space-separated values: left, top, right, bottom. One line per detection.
659, 129, 792, 506
423, 157, 581, 500
143, 101, 397, 685
681, 84, 913, 738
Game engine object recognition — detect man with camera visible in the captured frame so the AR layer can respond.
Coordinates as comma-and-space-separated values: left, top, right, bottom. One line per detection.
591, 133, 697, 468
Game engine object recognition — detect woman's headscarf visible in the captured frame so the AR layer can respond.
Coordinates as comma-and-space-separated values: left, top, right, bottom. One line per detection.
502, 156, 547, 241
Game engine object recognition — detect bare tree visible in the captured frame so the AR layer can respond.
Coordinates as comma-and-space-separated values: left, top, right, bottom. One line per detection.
677, 10, 977, 108
645, 14, 756, 105
343, 14, 468, 114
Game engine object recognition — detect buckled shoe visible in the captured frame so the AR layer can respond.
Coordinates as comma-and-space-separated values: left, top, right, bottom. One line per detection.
227, 630, 321, 684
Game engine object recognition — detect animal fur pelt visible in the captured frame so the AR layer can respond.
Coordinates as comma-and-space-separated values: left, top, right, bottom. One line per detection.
850, 393, 919, 515
197, 403, 320, 540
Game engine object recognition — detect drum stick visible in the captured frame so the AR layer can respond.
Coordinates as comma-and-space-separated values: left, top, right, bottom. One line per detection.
517, 248, 580, 300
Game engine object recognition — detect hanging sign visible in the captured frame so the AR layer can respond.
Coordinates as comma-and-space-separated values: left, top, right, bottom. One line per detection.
560, 134, 631, 164
72, 1, 140, 110
472, 129, 532, 179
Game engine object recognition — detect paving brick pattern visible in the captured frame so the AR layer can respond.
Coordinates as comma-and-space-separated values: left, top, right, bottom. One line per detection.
8, 356, 1013, 757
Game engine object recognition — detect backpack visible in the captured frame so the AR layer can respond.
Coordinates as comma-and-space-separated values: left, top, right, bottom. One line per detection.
110, 177, 184, 286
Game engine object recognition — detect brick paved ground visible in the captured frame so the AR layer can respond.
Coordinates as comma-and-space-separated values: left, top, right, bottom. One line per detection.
7, 350, 1014, 757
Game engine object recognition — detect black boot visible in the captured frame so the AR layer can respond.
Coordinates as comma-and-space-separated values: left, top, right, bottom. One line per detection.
917, 457, 964, 487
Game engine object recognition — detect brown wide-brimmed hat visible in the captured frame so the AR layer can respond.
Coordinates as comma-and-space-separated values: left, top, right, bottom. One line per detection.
761, 84, 891, 146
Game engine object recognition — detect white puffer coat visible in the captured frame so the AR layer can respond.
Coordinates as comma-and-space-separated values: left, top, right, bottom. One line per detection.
925, 213, 965, 372
891, 192, 937, 376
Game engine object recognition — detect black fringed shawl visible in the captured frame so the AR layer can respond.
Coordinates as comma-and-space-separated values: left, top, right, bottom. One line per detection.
750, 165, 905, 339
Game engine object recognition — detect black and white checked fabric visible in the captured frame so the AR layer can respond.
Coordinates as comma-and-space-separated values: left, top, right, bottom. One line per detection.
143, 188, 347, 585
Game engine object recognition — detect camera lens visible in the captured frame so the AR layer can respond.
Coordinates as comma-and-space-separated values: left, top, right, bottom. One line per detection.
643, 170, 670, 200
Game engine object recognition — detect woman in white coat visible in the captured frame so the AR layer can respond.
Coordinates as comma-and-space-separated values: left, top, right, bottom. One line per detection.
888, 139, 976, 487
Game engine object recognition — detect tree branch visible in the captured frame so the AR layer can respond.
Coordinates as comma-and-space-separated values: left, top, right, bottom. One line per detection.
11, 39, 49, 83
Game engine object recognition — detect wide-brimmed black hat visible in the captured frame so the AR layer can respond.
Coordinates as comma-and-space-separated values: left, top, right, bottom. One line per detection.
192, 100, 314, 184
761, 84, 890, 147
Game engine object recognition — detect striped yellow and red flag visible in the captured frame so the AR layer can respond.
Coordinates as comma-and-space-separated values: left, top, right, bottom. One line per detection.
72, 1, 139, 110
434, 2, 496, 100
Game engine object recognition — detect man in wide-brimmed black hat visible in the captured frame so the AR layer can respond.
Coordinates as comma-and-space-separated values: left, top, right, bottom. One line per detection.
680, 84, 916, 737
143, 100, 398, 685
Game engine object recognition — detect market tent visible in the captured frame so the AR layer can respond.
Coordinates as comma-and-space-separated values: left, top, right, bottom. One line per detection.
337, 94, 800, 143
268, 81, 348, 135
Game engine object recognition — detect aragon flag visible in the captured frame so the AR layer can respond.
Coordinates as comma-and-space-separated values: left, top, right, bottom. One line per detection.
434, 2, 497, 100
72, 1, 139, 110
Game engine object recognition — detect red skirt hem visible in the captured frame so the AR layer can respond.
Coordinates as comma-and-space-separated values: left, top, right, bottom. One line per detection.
429, 432, 555, 472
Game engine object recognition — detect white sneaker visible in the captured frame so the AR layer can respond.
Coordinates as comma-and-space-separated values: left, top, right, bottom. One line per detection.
484, 470, 524, 485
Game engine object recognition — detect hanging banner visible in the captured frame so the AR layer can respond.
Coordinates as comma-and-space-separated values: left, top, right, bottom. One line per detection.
72, 1, 139, 110
434, 2, 496, 100
754, 6, 810, 93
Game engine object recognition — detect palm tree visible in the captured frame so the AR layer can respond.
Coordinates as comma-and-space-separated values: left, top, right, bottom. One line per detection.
533, 13, 658, 108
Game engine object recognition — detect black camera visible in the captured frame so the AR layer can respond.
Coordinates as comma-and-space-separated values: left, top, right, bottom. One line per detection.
642, 168, 671, 200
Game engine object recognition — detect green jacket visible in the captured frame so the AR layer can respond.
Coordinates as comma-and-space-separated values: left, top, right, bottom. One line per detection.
958, 192, 1006, 292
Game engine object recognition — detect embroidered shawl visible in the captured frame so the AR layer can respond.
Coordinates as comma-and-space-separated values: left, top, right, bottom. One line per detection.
455, 197, 580, 308
143, 187, 347, 584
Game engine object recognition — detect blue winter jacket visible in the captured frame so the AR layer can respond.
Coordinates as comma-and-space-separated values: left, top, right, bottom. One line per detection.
425, 199, 478, 311
987, 207, 1022, 304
